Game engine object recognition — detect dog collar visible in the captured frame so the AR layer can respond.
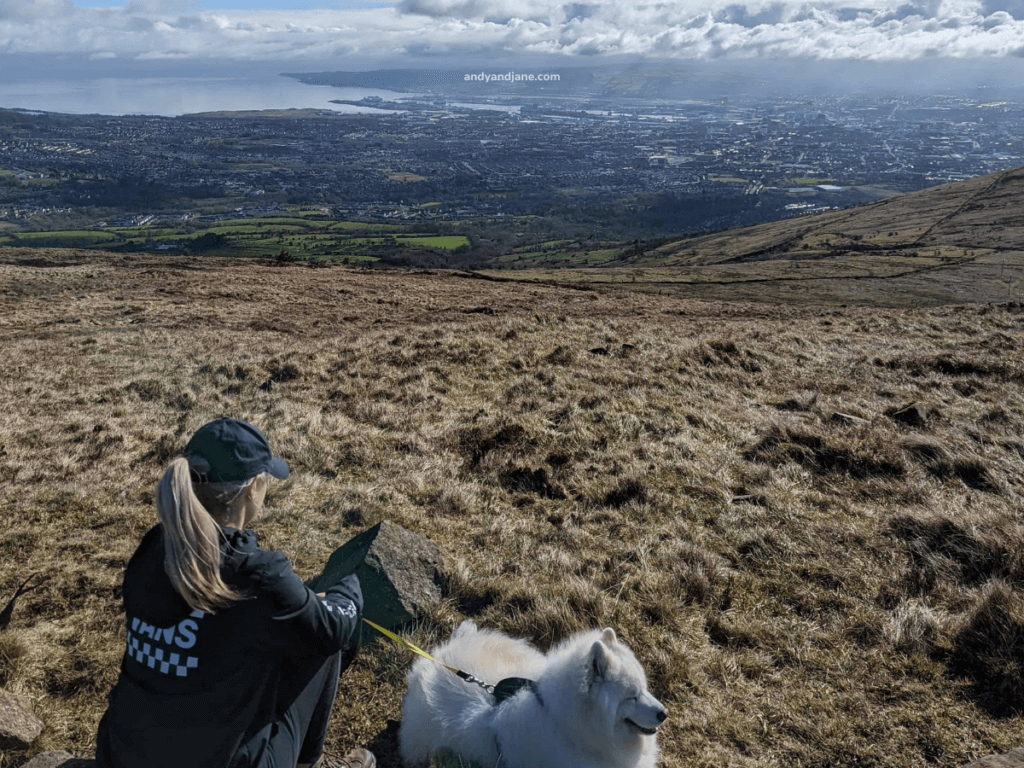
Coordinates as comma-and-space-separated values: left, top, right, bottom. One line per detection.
493, 677, 543, 707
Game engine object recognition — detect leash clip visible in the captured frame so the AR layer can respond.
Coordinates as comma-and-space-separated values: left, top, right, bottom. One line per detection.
459, 672, 496, 695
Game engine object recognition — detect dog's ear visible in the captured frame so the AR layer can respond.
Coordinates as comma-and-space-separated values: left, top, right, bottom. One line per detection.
601, 628, 616, 646
586, 640, 611, 688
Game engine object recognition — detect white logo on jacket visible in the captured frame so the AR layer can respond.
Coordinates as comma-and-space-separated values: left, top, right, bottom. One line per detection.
323, 598, 357, 619
125, 609, 204, 677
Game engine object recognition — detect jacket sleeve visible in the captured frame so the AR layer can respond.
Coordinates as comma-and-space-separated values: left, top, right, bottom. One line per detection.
257, 550, 363, 656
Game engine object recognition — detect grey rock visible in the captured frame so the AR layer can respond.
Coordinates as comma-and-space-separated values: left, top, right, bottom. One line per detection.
831, 411, 870, 427
310, 521, 446, 645
888, 401, 929, 427
21, 752, 73, 768
22, 751, 95, 768
0, 689, 42, 750
962, 747, 1024, 768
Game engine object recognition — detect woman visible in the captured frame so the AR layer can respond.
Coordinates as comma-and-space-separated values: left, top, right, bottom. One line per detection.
96, 417, 374, 768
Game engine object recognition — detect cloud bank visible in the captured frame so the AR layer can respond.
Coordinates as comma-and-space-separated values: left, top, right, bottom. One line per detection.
1, 0, 1023, 63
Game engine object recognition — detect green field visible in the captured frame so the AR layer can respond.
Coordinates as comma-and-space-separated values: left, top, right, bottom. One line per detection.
328, 221, 404, 232
0, 212, 472, 263
107, 228, 188, 238
395, 235, 469, 250
285, 208, 334, 217
502, 238, 627, 268
206, 224, 311, 235
344, 237, 389, 247
512, 239, 574, 251
120, 234, 196, 245
12, 231, 118, 242
211, 218, 320, 228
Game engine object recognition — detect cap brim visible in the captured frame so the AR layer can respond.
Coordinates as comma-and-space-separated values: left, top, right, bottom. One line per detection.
267, 456, 290, 480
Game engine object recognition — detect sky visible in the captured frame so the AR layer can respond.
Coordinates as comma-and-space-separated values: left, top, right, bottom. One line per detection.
2, 1, 1024, 77
68, 1, 390, 8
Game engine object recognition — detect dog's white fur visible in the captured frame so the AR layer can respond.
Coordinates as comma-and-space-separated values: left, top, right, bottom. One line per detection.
399, 620, 666, 768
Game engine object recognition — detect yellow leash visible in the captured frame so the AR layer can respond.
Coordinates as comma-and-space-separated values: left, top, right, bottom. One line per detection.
316, 591, 533, 702
360, 617, 539, 703
312, 592, 452, 672
360, 617, 461, 676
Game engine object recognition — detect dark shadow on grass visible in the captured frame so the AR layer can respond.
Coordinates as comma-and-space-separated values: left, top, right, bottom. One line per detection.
946, 581, 1024, 718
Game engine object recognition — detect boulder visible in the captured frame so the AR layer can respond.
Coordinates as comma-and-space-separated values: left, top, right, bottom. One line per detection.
0, 689, 43, 750
831, 411, 870, 427
887, 401, 929, 427
309, 521, 446, 645
962, 747, 1024, 768
22, 751, 95, 768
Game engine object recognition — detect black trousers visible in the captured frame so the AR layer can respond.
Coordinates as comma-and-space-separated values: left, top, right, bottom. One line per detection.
232, 643, 357, 768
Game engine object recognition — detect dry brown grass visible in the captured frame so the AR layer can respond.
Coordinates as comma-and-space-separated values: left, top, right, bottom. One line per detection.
2, 248, 1024, 767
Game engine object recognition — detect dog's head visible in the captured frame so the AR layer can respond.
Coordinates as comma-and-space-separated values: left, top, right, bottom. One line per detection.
584, 628, 668, 739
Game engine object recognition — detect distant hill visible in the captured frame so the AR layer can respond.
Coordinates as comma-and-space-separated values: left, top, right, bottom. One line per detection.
492, 167, 1024, 307
650, 166, 1024, 267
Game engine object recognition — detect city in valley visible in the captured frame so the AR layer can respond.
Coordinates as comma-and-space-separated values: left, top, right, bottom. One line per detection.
1, 73, 1022, 270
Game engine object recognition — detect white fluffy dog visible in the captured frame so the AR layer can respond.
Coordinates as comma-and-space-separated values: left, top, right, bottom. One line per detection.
399, 620, 667, 768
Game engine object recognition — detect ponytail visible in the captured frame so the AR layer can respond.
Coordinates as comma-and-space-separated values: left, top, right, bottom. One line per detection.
155, 457, 245, 614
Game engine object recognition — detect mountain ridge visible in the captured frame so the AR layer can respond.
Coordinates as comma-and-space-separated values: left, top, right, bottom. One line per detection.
490, 166, 1024, 307
652, 166, 1024, 267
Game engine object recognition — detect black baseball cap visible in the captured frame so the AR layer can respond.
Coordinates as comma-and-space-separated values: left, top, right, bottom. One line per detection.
184, 417, 290, 483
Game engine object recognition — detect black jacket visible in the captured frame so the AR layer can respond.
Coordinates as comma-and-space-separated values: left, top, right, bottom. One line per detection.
95, 524, 362, 768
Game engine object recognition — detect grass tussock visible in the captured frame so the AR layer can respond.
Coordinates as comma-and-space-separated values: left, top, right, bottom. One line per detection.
888, 515, 1024, 593
883, 598, 946, 655
744, 424, 906, 481
2, 250, 1024, 767
0, 633, 28, 687
951, 581, 1024, 717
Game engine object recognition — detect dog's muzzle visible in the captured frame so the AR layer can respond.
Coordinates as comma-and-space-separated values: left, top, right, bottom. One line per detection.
624, 718, 660, 735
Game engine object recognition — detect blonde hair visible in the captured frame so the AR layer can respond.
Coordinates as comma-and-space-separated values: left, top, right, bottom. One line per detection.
154, 457, 265, 613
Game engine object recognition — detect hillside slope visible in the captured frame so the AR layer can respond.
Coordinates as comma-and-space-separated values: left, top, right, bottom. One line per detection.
651, 166, 1024, 266
2, 249, 1024, 767
487, 167, 1024, 307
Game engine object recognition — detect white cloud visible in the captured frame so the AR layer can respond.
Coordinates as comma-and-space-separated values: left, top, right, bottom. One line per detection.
125, 0, 200, 12
0, 0, 1023, 64
0, 0, 75, 21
